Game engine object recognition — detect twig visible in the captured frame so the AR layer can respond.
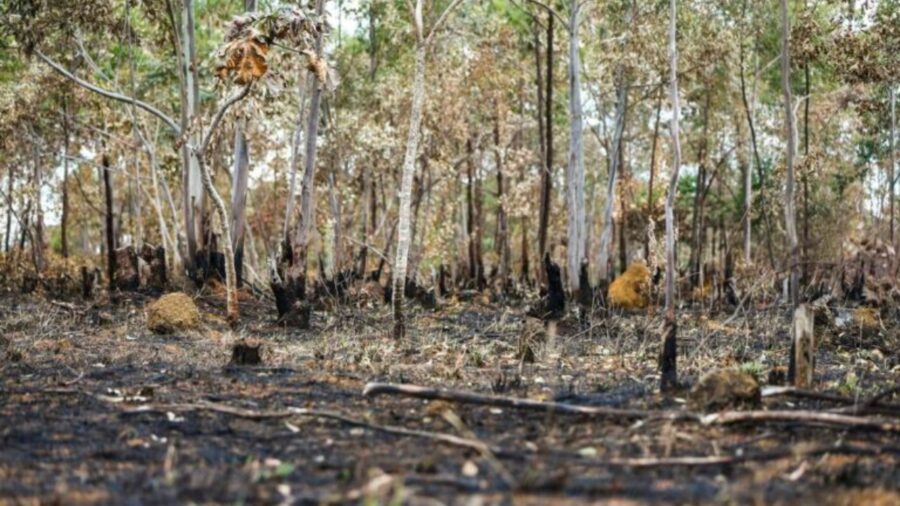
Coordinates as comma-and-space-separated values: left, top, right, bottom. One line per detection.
363, 382, 693, 421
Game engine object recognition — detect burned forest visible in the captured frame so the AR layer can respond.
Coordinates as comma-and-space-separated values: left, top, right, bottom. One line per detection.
1, 0, 899, 504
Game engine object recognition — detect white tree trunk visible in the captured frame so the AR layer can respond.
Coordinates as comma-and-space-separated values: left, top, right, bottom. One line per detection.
565, 4, 585, 294
661, 0, 683, 391
181, 0, 204, 268
393, 44, 427, 339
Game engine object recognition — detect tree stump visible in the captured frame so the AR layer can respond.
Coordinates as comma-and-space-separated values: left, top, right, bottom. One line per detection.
114, 246, 140, 291
789, 303, 815, 388
231, 339, 262, 366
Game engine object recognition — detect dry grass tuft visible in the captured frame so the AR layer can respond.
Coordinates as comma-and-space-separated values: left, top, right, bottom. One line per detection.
146, 292, 201, 334
608, 262, 650, 309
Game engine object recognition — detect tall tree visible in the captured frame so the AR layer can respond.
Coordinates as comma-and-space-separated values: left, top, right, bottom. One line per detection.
565, 1, 585, 294
780, 0, 800, 307
392, 0, 462, 339
661, 0, 682, 392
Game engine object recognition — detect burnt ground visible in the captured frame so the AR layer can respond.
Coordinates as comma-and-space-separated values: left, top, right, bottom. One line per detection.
1, 289, 899, 505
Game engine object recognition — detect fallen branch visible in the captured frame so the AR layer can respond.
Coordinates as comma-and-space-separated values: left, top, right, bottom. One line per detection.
363, 382, 693, 421
701, 410, 900, 433
122, 400, 501, 455
762, 385, 900, 415
118, 399, 899, 471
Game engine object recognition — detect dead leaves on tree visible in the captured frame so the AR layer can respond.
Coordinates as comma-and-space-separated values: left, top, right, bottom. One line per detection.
217, 38, 270, 85
216, 6, 337, 91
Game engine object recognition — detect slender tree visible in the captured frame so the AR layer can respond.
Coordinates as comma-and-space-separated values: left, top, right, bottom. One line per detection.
393, 0, 463, 339
661, 0, 682, 392
780, 0, 800, 307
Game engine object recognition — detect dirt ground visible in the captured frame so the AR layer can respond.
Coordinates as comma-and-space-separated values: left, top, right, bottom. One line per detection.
1, 289, 898, 505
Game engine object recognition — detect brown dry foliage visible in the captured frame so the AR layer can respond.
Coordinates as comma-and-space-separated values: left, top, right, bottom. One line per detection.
217, 38, 270, 85
608, 262, 650, 309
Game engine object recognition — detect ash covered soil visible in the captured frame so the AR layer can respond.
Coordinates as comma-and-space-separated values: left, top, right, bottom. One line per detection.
1, 291, 898, 505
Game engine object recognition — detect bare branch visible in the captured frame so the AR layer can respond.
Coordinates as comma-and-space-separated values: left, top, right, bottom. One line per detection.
36, 50, 181, 135
198, 83, 253, 155
522, 0, 570, 33
425, 0, 465, 45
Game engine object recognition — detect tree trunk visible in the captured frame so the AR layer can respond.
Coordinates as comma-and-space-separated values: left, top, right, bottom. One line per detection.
230, 118, 250, 287
644, 87, 662, 262
179, 0, 204, 274
4, 166, 11, 252
661, 0, 682, 393
494, 106, 510, 289
780, 0, 800, 307
103, 155, 116, 291
688, 90, 710, 290
393, 41, 427, 339
739, 2, 775, 270
537, 13, 554, 263
283, 74, 311, 245
327, 154, 343, 277
891, 86, 896, 247
61, 98, 70, 259
565, 4, 586, 294
802, 61, 810, 282
465, 136, 484, 288
288, 0, 326, 303
598, 65, 628, 289
29, 134, 45, 275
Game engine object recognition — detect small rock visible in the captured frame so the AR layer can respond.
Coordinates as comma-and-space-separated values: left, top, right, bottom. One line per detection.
146, 292, 201, 334
689, 368, 761, 412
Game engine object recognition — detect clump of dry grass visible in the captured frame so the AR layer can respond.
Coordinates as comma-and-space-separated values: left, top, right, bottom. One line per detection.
608, 262, 650, 310
146, 292, 201, 334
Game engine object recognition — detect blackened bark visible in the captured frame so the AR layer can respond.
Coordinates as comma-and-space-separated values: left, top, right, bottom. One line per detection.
103, 155, 117, 291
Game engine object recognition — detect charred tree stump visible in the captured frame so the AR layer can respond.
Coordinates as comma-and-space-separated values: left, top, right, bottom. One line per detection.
230, 339, 263, 366
114, 246, 140, 291
528, 254, 565, 320
660, 316, 678, 392
81, 266, 98, 299
269, 260, 311, 329
575, 260, 593, 312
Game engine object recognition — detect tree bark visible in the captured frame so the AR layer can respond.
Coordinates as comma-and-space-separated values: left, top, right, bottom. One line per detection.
780, 0, 800, 308
661, 0, 682, 392
494, 106, 510, 289
565, 3, 585, 294
102, 155, 116, 291
393, 41, 427, 339
598, 65, 628, 289
288, 0, 326, 303
179, 0, 204, 274
230, 118, 250, 287
891, 86, 896, 247
4, 166, 11, 252
802, 60, 810, 282
537, 13, 554, 263
61, 98, 70, 259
